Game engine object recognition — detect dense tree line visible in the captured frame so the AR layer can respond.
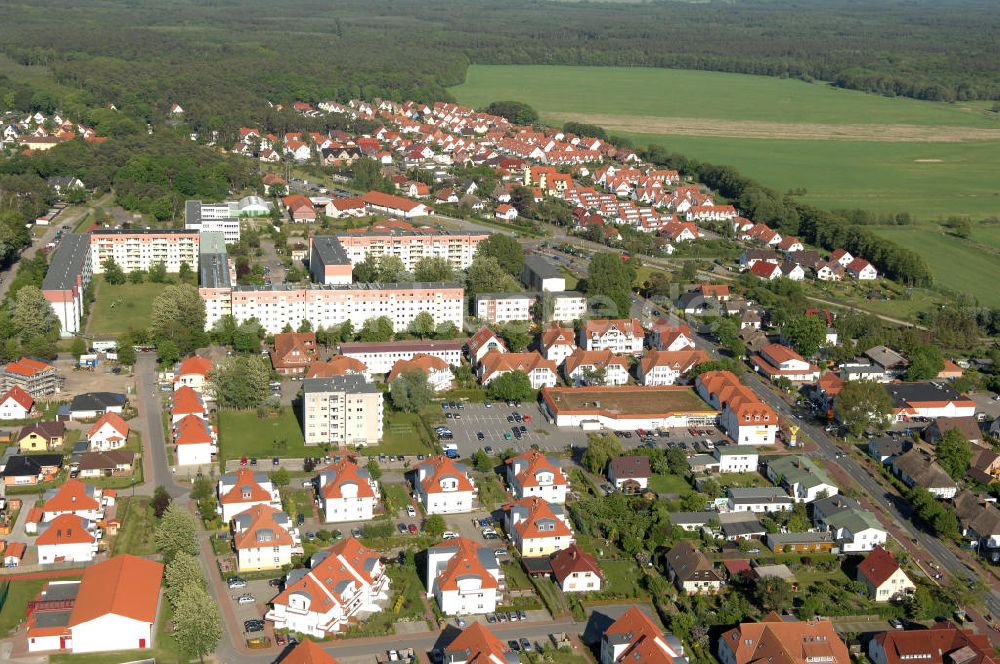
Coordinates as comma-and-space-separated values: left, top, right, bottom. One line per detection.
1, 0, 999, 137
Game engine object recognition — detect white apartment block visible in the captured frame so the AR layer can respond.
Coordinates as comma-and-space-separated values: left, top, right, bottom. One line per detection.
302, 376, 384, 447
339, 340, 464, 375
580, 319, 645, 355
414, 456, 476, 514
90, 230, 199, 273
332, 230, 488, 272
42, 234, 93, 337
475, 292, 534, 324
217, 469, 282, 522
221, 283, 465, 334
266, 539, 390, 638
504, 497, 574, 557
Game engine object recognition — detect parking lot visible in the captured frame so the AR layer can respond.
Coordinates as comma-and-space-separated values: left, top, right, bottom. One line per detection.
433, 400, 731, 458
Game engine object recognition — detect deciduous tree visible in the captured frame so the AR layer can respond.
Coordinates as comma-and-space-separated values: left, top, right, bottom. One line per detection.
486, 370, 533, 403
208, 355, 271, 409
834, 380, 893, 437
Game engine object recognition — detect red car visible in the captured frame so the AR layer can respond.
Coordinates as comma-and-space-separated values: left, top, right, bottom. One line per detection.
523, 415, 533, 423
275, 633, 287, 646
408, 523, 418, 534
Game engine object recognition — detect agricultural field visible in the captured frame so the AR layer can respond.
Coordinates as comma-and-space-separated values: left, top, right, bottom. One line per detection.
451, 65, 1000, 218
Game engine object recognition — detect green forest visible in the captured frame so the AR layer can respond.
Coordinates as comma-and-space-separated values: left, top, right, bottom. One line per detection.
1, 0, 999, 134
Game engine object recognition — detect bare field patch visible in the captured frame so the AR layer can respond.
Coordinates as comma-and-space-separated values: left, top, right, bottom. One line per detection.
553, 112, 1000, 142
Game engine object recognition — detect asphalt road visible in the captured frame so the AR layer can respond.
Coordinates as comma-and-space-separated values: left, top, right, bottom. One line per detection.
134, 352, 188, 499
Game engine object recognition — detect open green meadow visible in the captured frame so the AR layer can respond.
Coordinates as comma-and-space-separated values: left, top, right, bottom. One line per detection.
452, 65, 1000, 297
451, 66, 1000, 219
86, 281, 166, 338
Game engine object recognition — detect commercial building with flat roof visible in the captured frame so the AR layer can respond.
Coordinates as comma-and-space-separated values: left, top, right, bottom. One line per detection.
540, 385, 718, 431
42, 234, 92, 337
522, 255, 566, 292
308, 235, 353, 285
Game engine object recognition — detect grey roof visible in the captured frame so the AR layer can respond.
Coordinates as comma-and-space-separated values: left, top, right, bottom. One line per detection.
766, 531, 834, 545
184, 200, 203, 226
41, 234, 90, 292
728, 487, 790, 501
200, 252, 231, 289
43, 581, 80, 601
886, 381, 965, 407
824, 506, 883, 533
70, 392, 126, 412
665, 540, 722, 583
523, 255, 561, 280
609, 455, 651, 479
303, 374, 379, 395
868, 436, 909, 460
310, 236, 350, 266
475, 291, 535, 301
33, 609, 72, 628
864, 345, 909, 370
721, 518, 765, 537
199, 231, 227, 254
77, 450, 135, 471
2, 454, 62, 477
669, 512, 715, 526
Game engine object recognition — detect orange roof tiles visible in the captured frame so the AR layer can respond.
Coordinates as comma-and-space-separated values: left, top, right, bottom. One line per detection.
280, 639, 341, 664
320, 457, 376, 500
234, 504, 294, 550
87, 412, 129, 440
640, 349, 710, 376
418, 456, 474, 495
176, 355, 212, 378
479, 351, 556, 382
582, 318, 644, 339
506, 497, 573, 539
220, 469, 272, 505
272, 538, 382, 614
563, 349, 628, 375
540, 324, 575, 349
467, 327, 507, 357
720, 614, 849, 664
446, 623, 511, 664
386, 354, 449, 383
174, 414, 214, 445
43, 479, 100, 514
605, 606, 679, 664
37, 513, 94, 546
434, 537, 498, 591
172, 385, 205, 416
697, 370, 776, 422
5, 358, 53, 377
68, 554, 163, 626
506, 449, 566, 488
306, 356, 367, 379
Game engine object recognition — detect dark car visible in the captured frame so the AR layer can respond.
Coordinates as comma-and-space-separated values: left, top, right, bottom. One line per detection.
273, 457, 280, 466
398, 523, 408, 534
508, 640, 521, 652
244, 620, 265, 632
296, 512, 305, 525
507, 415, 514, 423
519, 638, 531, 651
477, 432, 485, 440
250, 457, 258, 465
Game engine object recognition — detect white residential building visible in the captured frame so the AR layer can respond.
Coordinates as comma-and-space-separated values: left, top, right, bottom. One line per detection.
696, 371, 778, 446
714, 446, 759, 473
579, 319, 644, 355
317, 457, 381, 523
217, 469, 282, 522
638, 350, 710, 386
426, 537, 502, 615
505, 449, 569, 504
36, 514, 98, 565
474, 292, 534, 324
551, 544, 603, 593
339, 340, 464, 376
89, 229, 199, 274
478, 351, 558, 390
539, 325, 578, 367
504, 497, 574, 557
266, 539, 390, 637
232, 504, 297, 572
301, 376, 384, 447
563, 349, 630, 386
413, 456, 476, 514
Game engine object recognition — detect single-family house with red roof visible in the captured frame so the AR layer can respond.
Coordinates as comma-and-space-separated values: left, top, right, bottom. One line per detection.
0, 385, 33, 420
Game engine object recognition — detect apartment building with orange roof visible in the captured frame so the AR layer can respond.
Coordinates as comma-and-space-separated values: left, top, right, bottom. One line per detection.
601, 605, 686, 664
317, 457, 380, 523
638, 349, 711, 386
503, 497, 574, 557
695, 371, 778, 446
232, 504, 297, 571
414, 455, 476, 514
445, 623, 519, 664
217, 468, 282, 521
563, 349, 630, 386
719, 614, 849, 664
477, 351, 558, 390
387, 353, 454, 392
580, 319, 645, 355
3, 357, 58, 397
504, 449, 568, 504
266, 539, 390, 637
426, 537, 502, 615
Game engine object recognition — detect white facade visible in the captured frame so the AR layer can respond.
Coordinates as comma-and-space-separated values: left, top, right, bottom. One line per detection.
505, 451, 569, 504
715, 447, 759, 473
341, 342, 463, 375
70, 614, 155, 654
184, 201, 242, 244
544, 292, 588, 324
217, 470, 282, 522
426, 539, 501, 616
580, 322, 644, 355
559, 569, 601, 593
89, 231, 199, 274
475, 293, 534, 324
318, 460, 380, 523
0, 396, 30, 420
176, 442, 213, 466
302, 376, 384, 447
414, 456, 476, 514
222, 283, 465, 335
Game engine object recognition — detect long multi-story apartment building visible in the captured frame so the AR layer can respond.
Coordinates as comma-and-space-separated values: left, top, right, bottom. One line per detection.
327, 229, 488, 272
89, 229, 199, 274
184, 199, 273, 244
199, 232, 237, 330
338, 339, 464, 375
301, 376, 384, 447
225, 282, 464, 334
41, 234, 92, 337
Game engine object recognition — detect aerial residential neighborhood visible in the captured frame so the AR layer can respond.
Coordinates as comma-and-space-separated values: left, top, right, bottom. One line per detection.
0, 3, 999, 664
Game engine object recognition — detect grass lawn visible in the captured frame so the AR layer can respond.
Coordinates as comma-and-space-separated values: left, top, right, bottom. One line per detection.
594, 559, 646, 598
217, 407, 307, 461
503, 560, 533, 590
86, 281, 167, 338
715, 472, 769, 489
282, 488, 314, 519
559, 266, 579, 290
452, 65, 1000, 218
0, 578, 48, 635
370, 411, 433, 456
867, 225, 1000, 307
382, 482, 411, 514
647, 473, 690, 495
110, 496, 158, 556
476, 473, 509, 509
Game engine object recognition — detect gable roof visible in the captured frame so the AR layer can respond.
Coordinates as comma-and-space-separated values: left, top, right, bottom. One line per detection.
582, 318, 644, 339
505, 497, 572, 540
18, 420, 65, 441
640, 349, 710, 376
306, 356, 368, 378
609, 455, 652, 480
176, 355, 213, 378
550, 543, 601, 583
433, 537, 498, 591
721, 615, 850, 664
272, 538, 382, 615
174, 413, 214, 445
665, 540, 722, 583
0, 385, 33, 410
479, 351, 556, 382
540, 324, 576, 350
233, 504, 294, 549
446, 623, 514, 664
604, 606, 680, 664
219, 468, 272, 505
505, 449, 566, 488
68, 554, 164, 626
872, 622, 997, 664
467, 327, 507, 357
279, 638, 341, 664
87, 412, 129, 440
564, 348, 628, 375
172, 385, 206, 416
37, 513, 95, 546
387, 353, 449, 382
4, 358, 53, 377
319, 457, 376, 500
857, 545, 903, 588
43, 479, 100, 513
417, 455, 474, 494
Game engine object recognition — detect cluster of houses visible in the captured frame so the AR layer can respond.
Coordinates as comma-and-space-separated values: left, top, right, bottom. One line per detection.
168, 355, 219, 466
1, 110, 107, 154
739, 234, 878, 282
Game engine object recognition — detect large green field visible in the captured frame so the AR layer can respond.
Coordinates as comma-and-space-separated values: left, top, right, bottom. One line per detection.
86, 281, 166, 338
450, 65, 1000, 218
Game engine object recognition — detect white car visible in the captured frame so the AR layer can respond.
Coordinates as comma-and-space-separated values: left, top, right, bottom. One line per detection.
442, 531, 459, 540
406, 505, 416, 518
237, 594, 255, 605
